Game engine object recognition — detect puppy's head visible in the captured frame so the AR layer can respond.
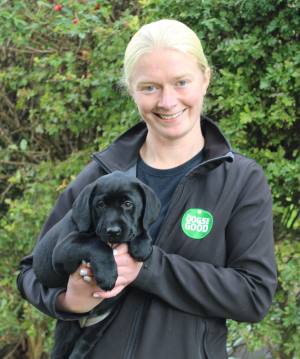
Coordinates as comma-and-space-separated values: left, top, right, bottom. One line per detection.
72, 171, 160, 245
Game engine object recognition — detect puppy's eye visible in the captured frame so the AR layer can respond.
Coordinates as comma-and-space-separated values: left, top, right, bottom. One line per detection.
122, 201, 133, 209
96, 200, 105, 208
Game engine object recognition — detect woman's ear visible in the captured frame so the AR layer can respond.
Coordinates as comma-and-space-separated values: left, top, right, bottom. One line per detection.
129, 86, 138, 106
128, 85, 134, 98
203, 67, 211, 95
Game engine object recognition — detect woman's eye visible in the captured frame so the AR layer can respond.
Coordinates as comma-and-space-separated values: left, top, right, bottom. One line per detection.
176, 79, 188, 88
122, 201, 133, 209
96, 200, 105, 208
142, 85, 157, 93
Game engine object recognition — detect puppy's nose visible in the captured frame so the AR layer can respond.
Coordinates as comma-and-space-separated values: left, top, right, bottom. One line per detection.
106, 225, 121, 237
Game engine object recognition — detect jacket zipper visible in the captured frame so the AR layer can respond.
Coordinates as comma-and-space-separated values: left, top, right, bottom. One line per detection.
202, 320, 210, 359
122, 308, 140, 359
154, 182, 185, 246
122, 298, 149, 359
197, 320, 209, 359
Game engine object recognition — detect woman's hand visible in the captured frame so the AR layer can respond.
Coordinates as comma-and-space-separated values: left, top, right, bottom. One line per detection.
56, 261, 104, 314
56, 243, 143, 313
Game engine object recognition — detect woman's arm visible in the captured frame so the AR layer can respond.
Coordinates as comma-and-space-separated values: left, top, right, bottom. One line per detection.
18, 255, 104, 319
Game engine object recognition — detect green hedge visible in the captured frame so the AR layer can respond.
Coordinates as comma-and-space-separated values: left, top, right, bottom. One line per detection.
0, 1, 299, 358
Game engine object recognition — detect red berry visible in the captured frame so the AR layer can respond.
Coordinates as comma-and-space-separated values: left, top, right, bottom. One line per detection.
95, 3, 101, 10
73, 18, 79, 25
53, 4, 63, 11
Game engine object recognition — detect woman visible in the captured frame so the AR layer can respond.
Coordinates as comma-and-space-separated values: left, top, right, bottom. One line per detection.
17, 19, 277, 358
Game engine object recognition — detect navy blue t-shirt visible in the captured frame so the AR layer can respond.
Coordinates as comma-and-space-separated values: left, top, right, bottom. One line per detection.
137, 151, 203, 242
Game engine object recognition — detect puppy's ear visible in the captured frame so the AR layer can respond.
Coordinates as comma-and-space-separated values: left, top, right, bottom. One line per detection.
137, 182, 161, 229
72, 182, 97, 232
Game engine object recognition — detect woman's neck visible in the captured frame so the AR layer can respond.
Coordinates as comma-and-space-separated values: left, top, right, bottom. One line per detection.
140, 133, 205, 170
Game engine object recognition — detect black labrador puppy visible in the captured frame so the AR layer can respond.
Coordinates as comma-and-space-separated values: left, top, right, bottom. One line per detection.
32, 171, 161, 358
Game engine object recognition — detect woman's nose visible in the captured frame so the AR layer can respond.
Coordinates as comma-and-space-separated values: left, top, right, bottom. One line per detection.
157, 87, 177, 110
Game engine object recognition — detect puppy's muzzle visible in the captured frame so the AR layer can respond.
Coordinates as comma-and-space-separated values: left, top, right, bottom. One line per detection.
106, 225, 121, 238
100, 224, 126, 246
96, 218, 135, 246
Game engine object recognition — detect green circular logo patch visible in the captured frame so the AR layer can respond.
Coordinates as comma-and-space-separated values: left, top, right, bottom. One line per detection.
181, 208, 213, 240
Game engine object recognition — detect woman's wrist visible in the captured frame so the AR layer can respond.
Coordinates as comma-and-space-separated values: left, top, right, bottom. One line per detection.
55, 291, 83, 313
56, 289, 104, 314
56, 291, 72, 312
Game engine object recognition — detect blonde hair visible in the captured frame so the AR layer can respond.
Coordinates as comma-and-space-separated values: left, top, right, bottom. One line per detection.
122, 19, 209, 90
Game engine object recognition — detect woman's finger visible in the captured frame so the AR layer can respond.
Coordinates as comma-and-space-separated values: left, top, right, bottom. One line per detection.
93, 285, 125, 299
77, 260, 93, 277
79, 266, 93, 278
112, 243, 128, 256
82, 275, 92, 283
114, 253, 140, 268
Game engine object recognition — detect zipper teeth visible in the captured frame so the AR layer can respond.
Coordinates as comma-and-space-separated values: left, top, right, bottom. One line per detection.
203, 320, 210, 359
122, 309, 140, 359
122, 298, 148, 359
154, 182, 185, 246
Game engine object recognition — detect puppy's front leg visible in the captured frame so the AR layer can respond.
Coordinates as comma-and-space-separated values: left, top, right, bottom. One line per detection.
52, 232, 97, 276
53, 233, 117, 291
89, 246, 117, 291
129, 234, 153, 262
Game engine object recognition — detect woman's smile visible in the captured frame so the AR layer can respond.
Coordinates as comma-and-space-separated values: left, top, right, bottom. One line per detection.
154, 109, 187, 120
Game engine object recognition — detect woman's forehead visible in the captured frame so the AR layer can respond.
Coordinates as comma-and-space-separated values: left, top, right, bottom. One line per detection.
131, 49, 200, 83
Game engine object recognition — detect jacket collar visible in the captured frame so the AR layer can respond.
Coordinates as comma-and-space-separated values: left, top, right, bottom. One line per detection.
92, 116, 234, 173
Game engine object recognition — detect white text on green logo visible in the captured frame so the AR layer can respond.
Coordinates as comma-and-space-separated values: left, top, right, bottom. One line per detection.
181, 208, 213, 240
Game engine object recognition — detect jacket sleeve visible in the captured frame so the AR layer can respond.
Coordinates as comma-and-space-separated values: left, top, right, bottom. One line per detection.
133, 161, 277, 323
16, 162, 103, 320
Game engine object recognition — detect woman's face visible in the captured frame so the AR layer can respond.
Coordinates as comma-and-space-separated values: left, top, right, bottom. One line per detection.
130, 48, 210, 143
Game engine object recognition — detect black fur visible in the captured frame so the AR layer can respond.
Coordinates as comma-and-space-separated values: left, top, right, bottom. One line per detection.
32, 171, 160, 358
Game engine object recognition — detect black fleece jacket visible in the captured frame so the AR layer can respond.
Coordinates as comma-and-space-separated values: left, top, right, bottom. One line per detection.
17, 117, 277, 359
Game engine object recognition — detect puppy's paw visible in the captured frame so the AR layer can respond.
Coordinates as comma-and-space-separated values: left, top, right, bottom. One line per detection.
129, 242, 153, 261
96, 277, 117, 291
94, 271, 117, 291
